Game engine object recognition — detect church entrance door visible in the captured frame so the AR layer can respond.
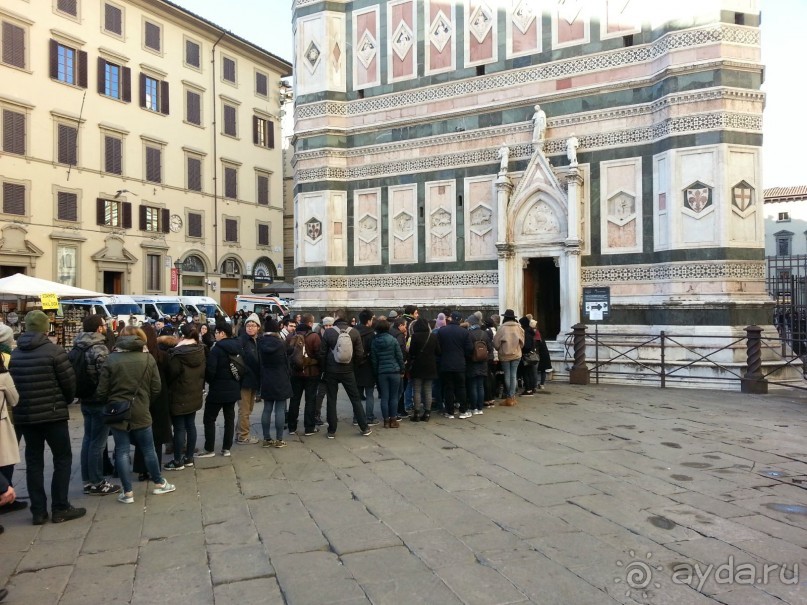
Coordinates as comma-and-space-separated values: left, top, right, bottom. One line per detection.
522, 257, 561, 340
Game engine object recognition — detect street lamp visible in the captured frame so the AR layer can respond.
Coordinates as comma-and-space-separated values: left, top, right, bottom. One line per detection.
174, 259, 182, 294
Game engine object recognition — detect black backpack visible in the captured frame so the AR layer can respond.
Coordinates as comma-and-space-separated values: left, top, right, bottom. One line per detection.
227, 352, 247, 383
68, 346, 98, 399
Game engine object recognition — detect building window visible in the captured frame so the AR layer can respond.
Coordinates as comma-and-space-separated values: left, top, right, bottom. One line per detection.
778, 212, 790, 222
253, 116, 274, 149
186, 155, 202, 192
2, 108, 25, 155
145, 253, 161, 291
2, 182, 25, 216
185, 89, 201, 125
56, 191, 78, 221
255, 71, 268, 97
256, 173, 269, 206
145, 145, 162, 183
185, 39, 200, 69
56, 245, 77, 286
50, 40, 87, 87
223, 165, 238, 199
104, 134, 122, 174
144, 20, 161, 53
775, 231, 794, 257
223, 104, 237, 137
140, 74, 169, 114
1, 20, 27, 69
188, 212, 203, 238
224, 218, 239, 243
140, 205, 168, 233
57, 122, 78, 165
222, 56, 236, 84
104, 3, 123, 36
98, 58, 130, 101
258, 223, 270, 246
96, 198, 131, 228
56, 0, 78, 17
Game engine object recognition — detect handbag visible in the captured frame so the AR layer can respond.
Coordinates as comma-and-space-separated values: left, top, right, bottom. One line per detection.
524, 349, 540, 364
102, 356, 149, 425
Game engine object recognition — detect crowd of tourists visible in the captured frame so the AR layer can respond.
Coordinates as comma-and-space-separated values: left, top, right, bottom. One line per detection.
0, 304, 552, 544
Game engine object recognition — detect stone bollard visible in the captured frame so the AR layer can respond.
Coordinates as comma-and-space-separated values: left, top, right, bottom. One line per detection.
569, 323, 590, 385
741, 325, 767, 394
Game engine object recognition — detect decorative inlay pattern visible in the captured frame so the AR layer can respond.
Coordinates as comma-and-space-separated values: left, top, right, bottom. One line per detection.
296, 271, 499, 290
429, 10, 453, 52
392, 20, 415, 60
513, 0, 537, 35
469, 3, 494, 43
582, 261, 765, 284
357, 31, 377, 69
304, 41, 321, 73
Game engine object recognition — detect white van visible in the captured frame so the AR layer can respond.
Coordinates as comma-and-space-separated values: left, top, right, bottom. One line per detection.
178, 296, 230, 325
235, 295, 288, 318
61, 295, 147, 326
132, 295, 187, 321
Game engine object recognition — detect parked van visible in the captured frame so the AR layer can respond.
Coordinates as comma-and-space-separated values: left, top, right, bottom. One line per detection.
178, 296, 230, 325
234, 295, 288, 318
131, 295, 187, 321
61, 295, 147, 326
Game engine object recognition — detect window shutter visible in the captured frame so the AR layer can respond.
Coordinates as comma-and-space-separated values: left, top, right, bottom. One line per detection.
122, 201, 132, 228
96, 197, 105, 225
138, 205, 147, 231
58, 124, 77, 165
97, 57, 107, 94
105, 4, 122, 35
187, 156, 201, 191
258, 224, 269, 246
186, 40, 199, 68
2, 109, 25, 155
224, 167, 237, 199
3, 22, 25, 69
256, 72, 268, 96
77, 50, 87, 88
105, 136, 122, 174
160, 80, 169, 115
139, 73, 146, 108
121, 66, 131, 102
187, 90, 200, 125
146, 147, 161, 183
268, 120, 275, 149
224, 105, 236, 136
3, 182, 25, 215
225, 218, 237, 242
161, 208, 170, 233
145, 22, 160, 51
188, 212, 202, 237
57, 0, 77, 16
257, 174, 269, 205
253, 115, 259, 145
49, 39, 59, 79
57, 191, 77, 221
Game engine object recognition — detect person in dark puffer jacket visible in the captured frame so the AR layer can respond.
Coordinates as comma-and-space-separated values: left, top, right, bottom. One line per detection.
370, 319, 404, 427
407, 318, 441, 422
10, 310, 84, 525
258, 318, 292, 448
199, 322, 242, 457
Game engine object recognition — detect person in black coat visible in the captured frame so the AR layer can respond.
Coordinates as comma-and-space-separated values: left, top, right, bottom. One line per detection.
199, 323, 242, 457
258, 318, 292, 447
236, 313, 262, 444
466, 315, 492, 414
519, 317, 537, 396
436, 312, 473, 419
533, 321, 552, 390
407, 318, 440, 422
353, 309, 378, 426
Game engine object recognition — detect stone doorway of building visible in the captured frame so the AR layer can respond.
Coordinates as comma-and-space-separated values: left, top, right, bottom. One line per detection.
522, 257, 561, 340
103, 271, 123, 294
0, 266, 24, 278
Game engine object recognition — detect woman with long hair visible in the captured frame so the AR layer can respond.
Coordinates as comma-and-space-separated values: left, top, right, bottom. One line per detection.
407, 317, 440, 422
96, 326, 175, 503
370, 318, 404, 428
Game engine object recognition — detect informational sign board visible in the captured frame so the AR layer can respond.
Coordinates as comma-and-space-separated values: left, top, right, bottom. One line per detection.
582, 286, 610, 321
40, 293, 59, 310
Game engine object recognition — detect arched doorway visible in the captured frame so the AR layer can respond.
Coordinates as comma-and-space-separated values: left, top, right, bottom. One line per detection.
252, 257, 277, 289
179, 254, 207, 295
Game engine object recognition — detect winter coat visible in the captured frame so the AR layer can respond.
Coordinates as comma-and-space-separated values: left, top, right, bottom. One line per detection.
205, 338, 244, 403
9, 331, 75, 426
390, 324, 407, 362
520, 318, 536, 357
467, 326, 492, 377
318, 321, 364, 375
436, 323, 473, 373
96, 335, 161, 432
354, 324, 375, 387
535, 337, 552, 371
71, 331, 109, 406
151, 335, 176, 445
370, 332, 404, 376
166, 342, 206, 416
238, 332, 261, 391
0, 369, 20, 468
493, 321, 525, 362
407, 321, 441, 380
287, 325, 322, 378
259, 333, 292, 401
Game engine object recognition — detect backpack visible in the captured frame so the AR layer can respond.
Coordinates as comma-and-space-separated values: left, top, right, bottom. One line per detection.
227, 352, 247, 383
289, 334, 306, 371
68, 346, 98, 399
332, 327, 354, 364
472, 339, 488, 362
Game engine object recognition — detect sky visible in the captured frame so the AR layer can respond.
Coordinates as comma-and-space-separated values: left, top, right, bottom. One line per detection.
172, 0, 802, 189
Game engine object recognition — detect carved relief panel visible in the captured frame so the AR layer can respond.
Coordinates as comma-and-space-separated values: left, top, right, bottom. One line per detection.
388, 0, 417, 83
600, 0, 641, 40
353, 188, 381, 266
353, 7, 380, 89
299, 192, 327, 265
425, 0, 456, 75
389, 184, 418, 264
507, 0, 541, 58
727, 147, 760, 245
600, 157, 642, 254
465, 176, 497, 260
679, 148, 718, 247
521, 200, 561, 237
425, 180, 456, 262
552, 0, 590, 49
464, 0, 496, 67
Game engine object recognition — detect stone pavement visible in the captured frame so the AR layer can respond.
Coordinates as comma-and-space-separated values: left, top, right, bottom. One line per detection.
1, 382, 807, 604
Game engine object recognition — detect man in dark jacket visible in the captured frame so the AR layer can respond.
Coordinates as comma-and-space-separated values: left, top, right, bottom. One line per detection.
353, 309, 379, 427
199, 322, 242, 457
436, 311, 473, 419
318, 309, 372, 438
286, 314, 322, 436
74, 314, 119, 496
236, 313, 261, 444
10, 311, 85, 525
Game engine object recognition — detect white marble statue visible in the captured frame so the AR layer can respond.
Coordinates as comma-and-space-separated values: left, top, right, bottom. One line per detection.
497, 145, 510, 174
566, 134, 579, 166
532, 104, 547, 149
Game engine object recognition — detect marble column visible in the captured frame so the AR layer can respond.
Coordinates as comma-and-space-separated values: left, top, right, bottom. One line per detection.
563, 168, 584, 332
495, 174, 514, 314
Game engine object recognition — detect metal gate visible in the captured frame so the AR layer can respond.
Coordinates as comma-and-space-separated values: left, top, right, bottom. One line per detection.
767, 255, 807, 355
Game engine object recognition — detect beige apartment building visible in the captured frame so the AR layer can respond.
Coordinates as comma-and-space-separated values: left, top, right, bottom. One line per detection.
0, 0, 291, 313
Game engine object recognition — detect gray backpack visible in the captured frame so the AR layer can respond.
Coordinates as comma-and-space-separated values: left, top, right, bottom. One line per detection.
332, 327, 354, 363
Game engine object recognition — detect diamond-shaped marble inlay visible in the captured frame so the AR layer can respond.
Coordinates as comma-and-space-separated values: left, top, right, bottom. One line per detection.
332, 42, 341, 70
304, 40, 321, 73
358, 213, 378, 243
559, 0, 584, 25
391, 20, 415, 60
513, 0, 536, 35
469, 4, 493, 43
430, 207, 452, 238
356, 31, 378, 69
305, 216, 322, 241
429, 10, 453, 53
469, 205, 493, 234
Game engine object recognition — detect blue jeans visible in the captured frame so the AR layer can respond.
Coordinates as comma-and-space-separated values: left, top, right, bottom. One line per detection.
172, 413, 197, 463
112, 426, 164, 493
501, 359, 520, 397
377, 373, 401, 420
80, 404, 109, 484
355, 385, 376, 422
261, 399, 286, 441
467, 375, 485, 411
412, 378, 433, 412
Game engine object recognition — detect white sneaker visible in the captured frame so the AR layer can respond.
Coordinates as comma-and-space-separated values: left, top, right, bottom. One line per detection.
458, 412, 472, 419
221, 449, 231, 457
117, 491, 134, 504
152, 481, 176, 495
473, 409, 483, 415
196, 450, 215, 458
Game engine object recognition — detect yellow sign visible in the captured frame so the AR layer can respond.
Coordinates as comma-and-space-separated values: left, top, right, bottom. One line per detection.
40, 293, 59, 309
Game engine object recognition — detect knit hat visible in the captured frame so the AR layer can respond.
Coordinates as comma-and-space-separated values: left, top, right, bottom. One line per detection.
466, 315, 479, 326
245, 313, 261, 327
25, 310, 50, 333
451, 312, 463, 323
0, 323, 13, 348
388, 310, 398, 318
322, 316, 335, 327
435, 313, 446, 329
502, 309, 517, 321
529, 319, 537, 329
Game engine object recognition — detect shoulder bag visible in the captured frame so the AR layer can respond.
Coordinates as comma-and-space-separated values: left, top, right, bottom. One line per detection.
103, 355, 149, 425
